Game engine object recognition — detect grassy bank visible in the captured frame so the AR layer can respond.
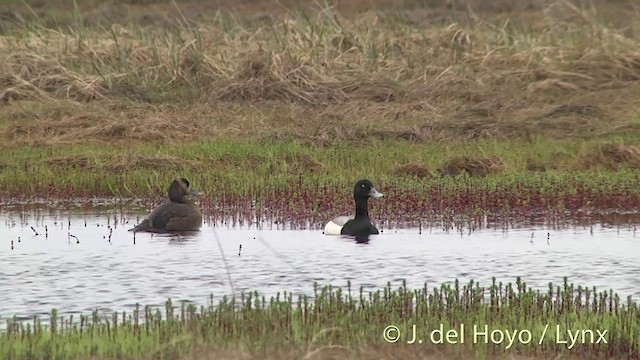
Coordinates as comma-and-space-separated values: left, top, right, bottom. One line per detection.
1, 278, 637, 359
1, 1, 640, 201
1, 137, 639, 228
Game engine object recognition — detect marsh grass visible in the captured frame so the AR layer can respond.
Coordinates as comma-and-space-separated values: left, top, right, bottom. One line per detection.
0, 138, 639, 228
0, 148, 637, 235
1, 277, 638, 359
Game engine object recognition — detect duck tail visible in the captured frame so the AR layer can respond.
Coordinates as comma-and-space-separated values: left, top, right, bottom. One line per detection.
128, 219, 150, 232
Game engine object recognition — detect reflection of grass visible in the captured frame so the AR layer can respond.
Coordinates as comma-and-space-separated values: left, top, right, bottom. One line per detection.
1, 278, 637, 359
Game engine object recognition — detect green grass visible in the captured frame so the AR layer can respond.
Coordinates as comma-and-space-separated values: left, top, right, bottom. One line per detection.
1, 277, 637, 359
1, 136, 639, 199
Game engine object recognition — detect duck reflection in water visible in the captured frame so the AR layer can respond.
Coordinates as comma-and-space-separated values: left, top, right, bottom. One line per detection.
354, 233, 372, 244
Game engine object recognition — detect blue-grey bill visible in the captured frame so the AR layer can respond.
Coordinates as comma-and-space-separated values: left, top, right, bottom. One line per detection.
369, 187, 383, 198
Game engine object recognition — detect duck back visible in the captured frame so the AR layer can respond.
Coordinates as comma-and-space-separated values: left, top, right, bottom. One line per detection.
130, 202, 202, 232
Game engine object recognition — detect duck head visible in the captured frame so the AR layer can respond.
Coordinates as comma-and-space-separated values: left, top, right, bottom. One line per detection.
168, 178, 203, 203
353, 179, 383, 200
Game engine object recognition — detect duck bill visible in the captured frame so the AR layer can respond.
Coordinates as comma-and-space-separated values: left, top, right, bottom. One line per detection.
369, 187, 383, 199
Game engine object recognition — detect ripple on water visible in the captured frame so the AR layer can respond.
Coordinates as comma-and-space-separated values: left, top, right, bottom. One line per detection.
1, 208, 640, 326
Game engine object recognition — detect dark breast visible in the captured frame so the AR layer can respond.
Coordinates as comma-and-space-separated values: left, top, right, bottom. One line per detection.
341, 218, 379, 235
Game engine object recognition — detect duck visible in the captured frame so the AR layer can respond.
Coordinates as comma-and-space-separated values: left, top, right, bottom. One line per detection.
129, 178, 203, 232
323, 179, 384, 236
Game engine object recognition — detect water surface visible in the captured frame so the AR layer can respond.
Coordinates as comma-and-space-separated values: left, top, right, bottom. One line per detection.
1, 204, 639, 325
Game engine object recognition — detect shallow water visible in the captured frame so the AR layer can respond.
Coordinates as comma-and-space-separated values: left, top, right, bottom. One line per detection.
1, 203, 639, 327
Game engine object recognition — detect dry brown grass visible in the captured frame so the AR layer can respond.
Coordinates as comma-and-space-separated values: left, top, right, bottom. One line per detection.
0, 53, 106, 102
45, 155, 90, 169
0, 0, 640, 145
2, 106, 218, 145
278, 153, 325, 173
438, 156, 506, 177
215, 50, 407, 105
43, 153, 205, 172
580, 144, 640, 170
109, 154, 202, 172
394, 161, 434, 179
525, 160, 558, 172
217, 51, 338, 104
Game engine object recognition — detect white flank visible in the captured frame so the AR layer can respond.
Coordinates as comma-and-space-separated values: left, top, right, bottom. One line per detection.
323, 216, 353, 235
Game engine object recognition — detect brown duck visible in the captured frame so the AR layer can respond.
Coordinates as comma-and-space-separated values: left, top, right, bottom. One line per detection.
129, 178, 203, 232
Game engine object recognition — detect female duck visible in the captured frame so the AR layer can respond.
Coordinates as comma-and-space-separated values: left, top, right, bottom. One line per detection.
323, 179, 383, 236
129, 178, 203, 232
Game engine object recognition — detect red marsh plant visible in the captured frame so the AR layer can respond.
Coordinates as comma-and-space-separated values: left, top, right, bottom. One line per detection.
1, 175, 639, 231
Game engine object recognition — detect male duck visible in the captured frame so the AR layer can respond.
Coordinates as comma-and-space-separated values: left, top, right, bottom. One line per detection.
129, 178, 203, 232
323, 179, 383, 236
